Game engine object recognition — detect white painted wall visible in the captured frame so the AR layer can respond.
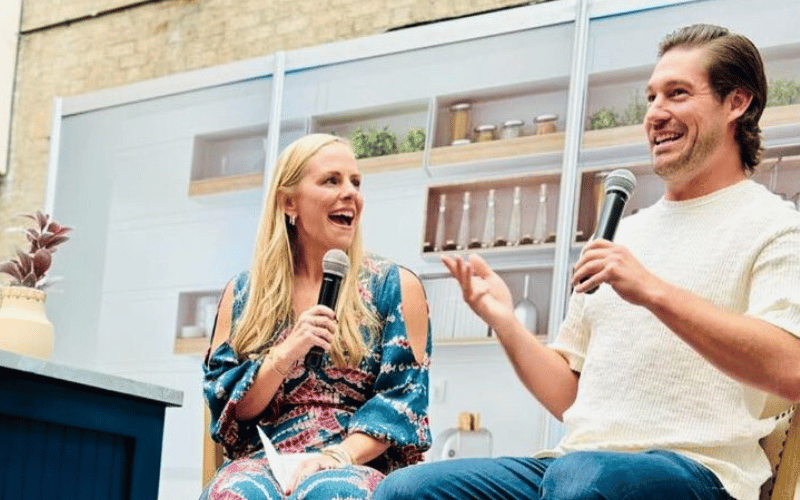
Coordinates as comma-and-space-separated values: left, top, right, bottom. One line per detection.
1, 0, 22, 174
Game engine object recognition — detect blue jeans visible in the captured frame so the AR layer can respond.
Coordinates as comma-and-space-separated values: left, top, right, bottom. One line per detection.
372, 450, 734, 500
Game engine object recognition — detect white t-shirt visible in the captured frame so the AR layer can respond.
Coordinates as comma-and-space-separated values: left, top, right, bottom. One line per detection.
542, 180, 800, 500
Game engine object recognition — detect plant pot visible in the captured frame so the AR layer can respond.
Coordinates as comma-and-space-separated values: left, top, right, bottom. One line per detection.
0, 286, 54, 359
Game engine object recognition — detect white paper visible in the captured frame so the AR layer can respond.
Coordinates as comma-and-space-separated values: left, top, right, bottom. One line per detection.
256, 426, 320, 492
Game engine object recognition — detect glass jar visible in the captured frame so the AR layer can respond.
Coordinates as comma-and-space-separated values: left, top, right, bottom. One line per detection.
474, 124, 497, 142
450, 103, 472, 144
500, 119, 524, 140
535, 114, 558, 135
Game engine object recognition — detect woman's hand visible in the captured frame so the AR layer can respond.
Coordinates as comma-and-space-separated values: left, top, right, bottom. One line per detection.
284, 454, 341, 495
273, 305, 337, 366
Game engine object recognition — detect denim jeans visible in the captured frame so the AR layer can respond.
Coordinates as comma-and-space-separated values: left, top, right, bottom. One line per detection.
372, 450, 735, 500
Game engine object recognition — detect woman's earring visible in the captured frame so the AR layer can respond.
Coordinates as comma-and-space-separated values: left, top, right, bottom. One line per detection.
288, 214, 296, 226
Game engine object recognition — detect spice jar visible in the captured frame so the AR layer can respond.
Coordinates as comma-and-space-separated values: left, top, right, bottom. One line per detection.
450, 103, 472, 144
500, 119, 524, 140
535, 114, 558, 135
474, 124, 497, 142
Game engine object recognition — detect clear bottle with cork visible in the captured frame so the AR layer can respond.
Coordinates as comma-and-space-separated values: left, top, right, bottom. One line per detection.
532, 183, 548, 244
434, 194, 447, 252
507, 186, 522, 246
457, 192, 472, 251
434, 412, 493, 460
481, 189, 496, 248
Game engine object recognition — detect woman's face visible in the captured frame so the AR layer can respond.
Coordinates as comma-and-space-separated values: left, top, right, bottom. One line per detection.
286, 142, 364, 253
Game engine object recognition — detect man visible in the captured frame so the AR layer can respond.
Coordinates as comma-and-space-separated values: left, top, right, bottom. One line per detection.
373, 24, 800, 500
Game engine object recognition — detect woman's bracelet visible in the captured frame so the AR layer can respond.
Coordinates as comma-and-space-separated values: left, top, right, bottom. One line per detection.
321, 444, 354, 466
265, 349, 290, 377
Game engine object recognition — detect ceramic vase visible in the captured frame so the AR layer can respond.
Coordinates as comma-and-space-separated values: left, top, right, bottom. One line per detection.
0, 286, 54, 359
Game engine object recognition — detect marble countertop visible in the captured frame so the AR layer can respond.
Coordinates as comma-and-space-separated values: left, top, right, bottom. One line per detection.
0, 350, 183, 407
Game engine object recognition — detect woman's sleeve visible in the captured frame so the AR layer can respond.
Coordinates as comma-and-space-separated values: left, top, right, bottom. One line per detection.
348, 264, 432, 467
201, 272, 267, 458
203, 343, 265, 458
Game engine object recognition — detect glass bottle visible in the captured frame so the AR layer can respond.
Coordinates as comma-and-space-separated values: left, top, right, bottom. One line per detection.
434, 194, 447, 252
457, 191, 471, 251
507, 186, 522, 245
533, 184, 548, 244
481, 189, 496, 248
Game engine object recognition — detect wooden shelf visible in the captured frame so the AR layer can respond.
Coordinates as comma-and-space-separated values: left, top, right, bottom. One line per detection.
580, 104, 800, 150
174, 336, 210, 355
357, 150, 423, 173
582, 124, 644, 149
762, 103, 800, 127
188, 172, 263, 196
430, 132, 565, 165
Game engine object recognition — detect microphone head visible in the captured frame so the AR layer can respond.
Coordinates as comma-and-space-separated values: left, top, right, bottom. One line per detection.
322, 249, 349, 278
604, 169, 636, 201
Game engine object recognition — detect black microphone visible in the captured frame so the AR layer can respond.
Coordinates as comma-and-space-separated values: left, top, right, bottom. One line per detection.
584, 169, 637, 294
304, 249, 349, 369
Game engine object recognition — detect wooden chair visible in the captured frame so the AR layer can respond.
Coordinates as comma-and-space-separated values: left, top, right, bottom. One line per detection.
761, 397, 799, 500
202, 407, 225, 488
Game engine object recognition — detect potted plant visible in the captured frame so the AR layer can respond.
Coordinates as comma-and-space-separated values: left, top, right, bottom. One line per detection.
0, 211, 71, 359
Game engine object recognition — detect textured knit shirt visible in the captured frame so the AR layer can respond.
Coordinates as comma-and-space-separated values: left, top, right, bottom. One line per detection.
542, 180, 800, 500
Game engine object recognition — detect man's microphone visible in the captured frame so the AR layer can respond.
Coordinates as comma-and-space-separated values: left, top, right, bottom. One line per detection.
304, 248, 349, 369
584, 169, 637, 294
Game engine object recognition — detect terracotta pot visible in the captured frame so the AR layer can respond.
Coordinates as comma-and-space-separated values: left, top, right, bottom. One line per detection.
0, 286, 54, 359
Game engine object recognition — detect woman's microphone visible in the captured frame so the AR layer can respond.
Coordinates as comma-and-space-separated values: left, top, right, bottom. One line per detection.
304, 249, 349, 369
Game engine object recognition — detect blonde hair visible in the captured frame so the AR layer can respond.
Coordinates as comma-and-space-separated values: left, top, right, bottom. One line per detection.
231, 133, 379, 367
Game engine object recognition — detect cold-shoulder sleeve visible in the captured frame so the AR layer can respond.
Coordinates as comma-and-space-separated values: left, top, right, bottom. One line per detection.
202, 272, 264, 458
348, 264, 432, 470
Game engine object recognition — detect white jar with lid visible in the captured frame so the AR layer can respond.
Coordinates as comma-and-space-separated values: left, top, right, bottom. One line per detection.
500, 119, 524, 140
535, 114, 558, 135
474, 124, 497, 142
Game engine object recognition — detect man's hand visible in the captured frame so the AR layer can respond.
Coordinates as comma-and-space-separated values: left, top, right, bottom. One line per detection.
441, 254, 515, 331
571, 239, 662, 305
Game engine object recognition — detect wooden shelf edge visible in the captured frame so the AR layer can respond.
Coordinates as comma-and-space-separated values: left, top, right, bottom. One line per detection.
430, 133, 565, 165
421, 242, 557, 261
188, 172, 263, 196
174, 336, 210, 355
433, 334, 547, 346
582, 124, 645, 149
357, 151, 423, 173
761, 103, 800, 128
579, 104, 800, 150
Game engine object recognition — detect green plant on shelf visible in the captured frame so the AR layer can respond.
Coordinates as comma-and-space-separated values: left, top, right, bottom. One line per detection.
587, 107, 620, 130
621, 91, 648, 126
399, 126, 426, 153
349, 126, 398, 159
766, 78, 800, 107
349, 125, 426, 159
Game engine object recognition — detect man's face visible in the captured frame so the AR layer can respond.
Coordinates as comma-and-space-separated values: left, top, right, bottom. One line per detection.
644, 47, 728, 182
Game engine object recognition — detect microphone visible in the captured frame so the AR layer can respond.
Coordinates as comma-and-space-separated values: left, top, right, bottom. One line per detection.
584, 169, 637, 294
304, 248, 349, 369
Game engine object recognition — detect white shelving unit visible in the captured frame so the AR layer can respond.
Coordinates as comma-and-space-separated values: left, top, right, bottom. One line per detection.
45, 0, 800, 494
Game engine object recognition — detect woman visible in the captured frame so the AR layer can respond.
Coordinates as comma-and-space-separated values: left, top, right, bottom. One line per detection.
200, 133, 431, 500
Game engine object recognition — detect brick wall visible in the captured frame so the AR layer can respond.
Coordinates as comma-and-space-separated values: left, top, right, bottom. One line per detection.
1, 0, 530, 256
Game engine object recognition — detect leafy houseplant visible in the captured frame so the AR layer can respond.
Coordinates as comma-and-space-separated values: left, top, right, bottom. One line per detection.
766, 78, 800, 107
0, 211, 71, 359
349, 126, 426, 159
0, 211, 71, 289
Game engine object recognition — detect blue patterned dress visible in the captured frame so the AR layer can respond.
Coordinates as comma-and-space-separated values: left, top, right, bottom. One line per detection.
200, 255, 431, 500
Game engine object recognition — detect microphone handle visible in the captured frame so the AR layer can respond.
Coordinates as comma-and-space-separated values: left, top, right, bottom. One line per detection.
584, 191, 629, 294
304, 274, 343, 369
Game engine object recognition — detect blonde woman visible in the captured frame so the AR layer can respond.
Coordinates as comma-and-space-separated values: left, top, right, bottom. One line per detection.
200, 134, 431, 500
